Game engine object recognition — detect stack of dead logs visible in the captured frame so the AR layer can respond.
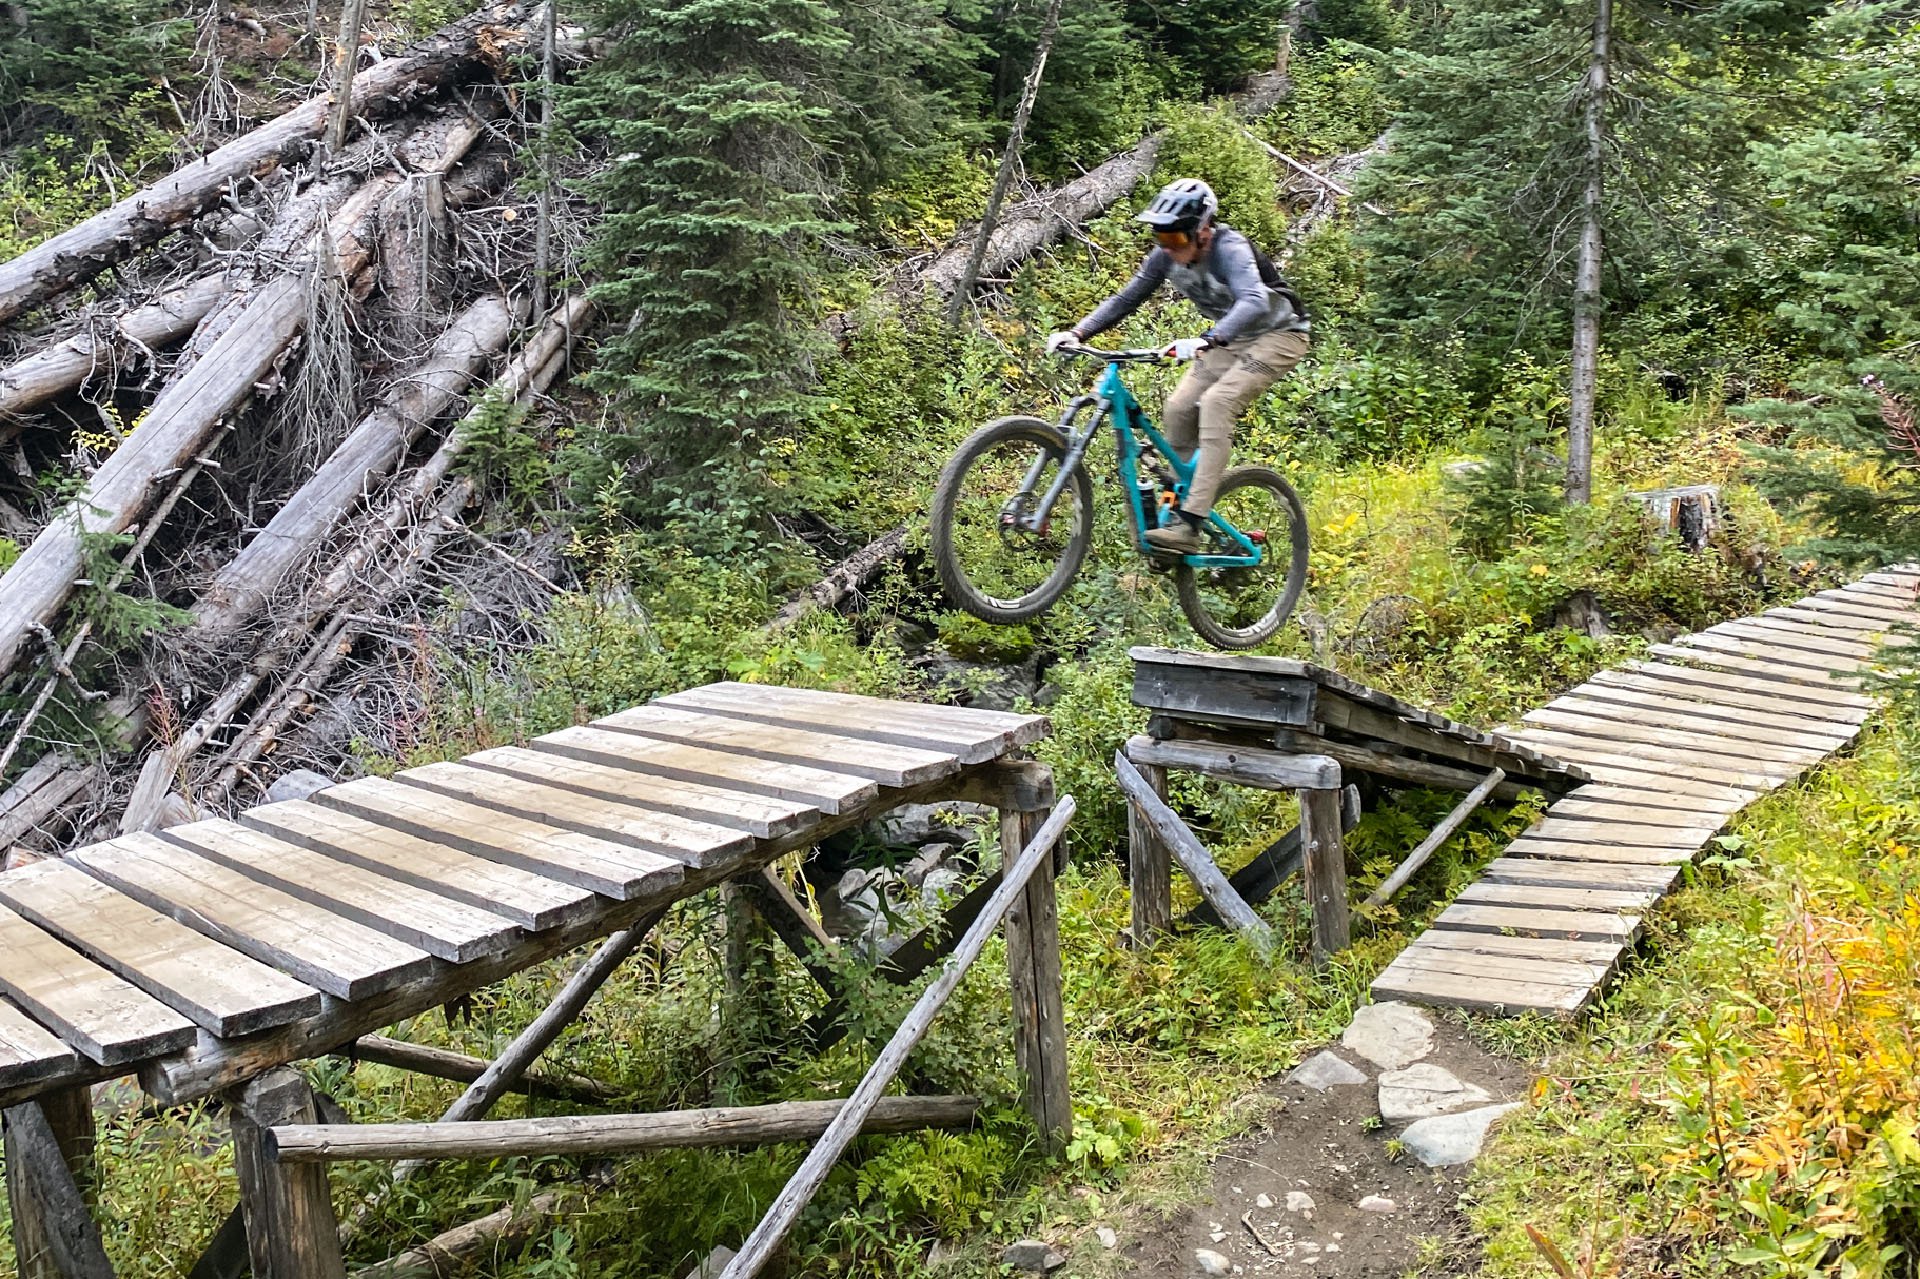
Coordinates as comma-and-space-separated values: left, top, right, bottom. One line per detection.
0, 2, 591, 862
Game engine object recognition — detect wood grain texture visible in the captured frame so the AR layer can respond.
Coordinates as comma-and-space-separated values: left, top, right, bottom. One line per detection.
534, 725, 878, 814
0, 903, 194, 1066
461, 746, 818, 840
0, 1002, 76, 1096
0, 859, 320, 1037
599, 704, 962, 787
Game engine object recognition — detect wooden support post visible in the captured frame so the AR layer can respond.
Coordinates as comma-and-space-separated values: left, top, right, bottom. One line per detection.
3, 1089, 113, 1279
718, 798, 1076, 1279
1116, 752, 1276, 959
1001, 807, 1071, 1154
230, 1069, 346, 1279
1364, 767, 1505, 908
1127, 757, 1173, 948
1184, 783, 1361, 928
1298, 787, 1350, 964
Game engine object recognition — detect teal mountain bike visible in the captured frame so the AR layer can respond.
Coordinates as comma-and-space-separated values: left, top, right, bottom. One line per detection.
930, 342, 1310, 649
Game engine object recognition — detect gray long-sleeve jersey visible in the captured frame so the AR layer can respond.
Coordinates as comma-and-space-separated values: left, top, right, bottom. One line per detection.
1073, 225, 1307, 346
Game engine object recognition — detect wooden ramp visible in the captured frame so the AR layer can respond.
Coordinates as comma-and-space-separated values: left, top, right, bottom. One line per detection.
0, 684, 1051, 1109
1371, 566, 1920, 1016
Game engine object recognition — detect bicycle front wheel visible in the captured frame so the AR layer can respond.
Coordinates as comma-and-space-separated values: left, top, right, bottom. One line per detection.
931, 416, 1094, 624
1175, 464, 1310, 650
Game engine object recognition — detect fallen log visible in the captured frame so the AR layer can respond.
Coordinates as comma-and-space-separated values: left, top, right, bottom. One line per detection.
119, 298, 590, 823
0, 755, 102, 851
768, 525, 907, 631
0, 275, 228, 423
350, 1188, 585, 1279
0, 2, 531, 325
195, 292, 519, 633
344, 1035, 627, 1107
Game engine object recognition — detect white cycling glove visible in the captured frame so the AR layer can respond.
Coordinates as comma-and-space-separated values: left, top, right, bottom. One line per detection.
1164, 337, 1212, 362
1045, 330, 1082, 355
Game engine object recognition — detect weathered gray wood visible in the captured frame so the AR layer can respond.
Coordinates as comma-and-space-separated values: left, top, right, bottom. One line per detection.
1383, 945, 1611, 991
270, 1095, 981, 1163
3, 1092, 113, 1279
1504, 837, 1698, 866
1263, 728, 1551, 799
71, 835, 435, 1000
1645, 644, 1863, 691
1524, 706, 1830, 763
1314, 695, 1574, 788
738, 868, 840, 996
195, 295, 516, 632
1433, 902, 1640, 942
462, 745, 818, 839
1559, 783, 1744, 817
1364, 768, 1504, 908
1674, 631, 1868, 676
1545, 799, 1726, 830
315, 777, 685, 900
1478, 857, 1680, 892
393, 761, 754, 868
1123, 734, 1341, 790
1592, 664, 1869, 724
654, 682, 1046, 765
1001, 807, 1070, 1154
599, 705, 962, 788
0, 903, 194, 1067
230, 1069, 346, 1279
1625, 659, 1875, 710
1808, 589, 1915, 620
1409, 928, 1627, 967
1184, 784, 1361, 928
1130, 657, 1318, 728
346, 1188, 583, 1279
1763, 605, 1896, 636
1456, 882, 1659, 913
241, 800, 596, 932
1126, 756, 1173, 949
345, 1036, 627, 1107
1371, 963, 1591, 1016
1739, 611, 1907, 650
1549, 687, 1855, 745
162, 819, 521, 963
1114, 752, 1274, 957
0, 1001, 76, 1097
0, 275, 226, 419
1503, 730, 1780, 791
0, 4, 527, 324
1526, 817, 1720, 850
715, 797, 1074, 1279
0, 860, 321, 1037
1707, 620, 1877, 660
1298, 787, 1350, 963
534, 725, 878, 814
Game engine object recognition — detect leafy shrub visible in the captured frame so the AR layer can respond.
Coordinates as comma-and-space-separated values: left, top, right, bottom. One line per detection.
1153, 102, 1288, 252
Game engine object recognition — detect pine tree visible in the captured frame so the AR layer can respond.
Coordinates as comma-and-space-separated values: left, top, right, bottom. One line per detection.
562, 0, 850, 504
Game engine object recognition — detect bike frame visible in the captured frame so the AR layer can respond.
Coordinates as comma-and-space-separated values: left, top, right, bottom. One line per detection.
1015, 355, 1263, 569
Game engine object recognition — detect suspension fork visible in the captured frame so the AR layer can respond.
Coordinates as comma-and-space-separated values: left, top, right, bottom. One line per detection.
1008, 395, 1104, 532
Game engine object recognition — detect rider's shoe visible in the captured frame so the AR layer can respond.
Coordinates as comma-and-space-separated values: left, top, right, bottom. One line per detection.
1143, 520, 1202, 555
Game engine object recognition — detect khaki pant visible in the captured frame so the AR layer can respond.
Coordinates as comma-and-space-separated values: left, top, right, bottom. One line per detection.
1161, 328, 1309, 516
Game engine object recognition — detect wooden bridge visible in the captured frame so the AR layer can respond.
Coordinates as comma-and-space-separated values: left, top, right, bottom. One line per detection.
0, 686, 1068, 1279
1125, 566, 1919, 1019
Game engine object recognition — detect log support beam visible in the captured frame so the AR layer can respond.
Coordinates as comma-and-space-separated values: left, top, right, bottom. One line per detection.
3, 1086, 113, 1279
229, 1069, 346, 1279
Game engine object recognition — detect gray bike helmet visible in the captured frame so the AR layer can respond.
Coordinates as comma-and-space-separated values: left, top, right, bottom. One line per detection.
1136, 178, 1219, 232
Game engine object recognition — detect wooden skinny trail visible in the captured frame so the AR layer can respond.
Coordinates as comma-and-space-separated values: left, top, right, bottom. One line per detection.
1372, 566, 1920, 1015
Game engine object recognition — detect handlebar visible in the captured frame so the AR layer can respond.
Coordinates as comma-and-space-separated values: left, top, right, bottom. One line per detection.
1054, 342, 1166, 363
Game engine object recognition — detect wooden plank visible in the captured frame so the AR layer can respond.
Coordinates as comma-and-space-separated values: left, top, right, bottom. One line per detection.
1787, 596, 1914, 629
463, 745, 818, 840
1478, 857, 1680, 893
1433, 902, 1640, 942
1456, 882, 1659, 913
686, 680, 1042, 733
241, 800, 598, 932
1505, 837, 1698, 865
1643, 645, 1865, 692
1264, 727, 1565, 798
1128, 650, 1318, 728
534, 725, 878, 815
1597, 664, 1872, 720
1370, 964, 1590, 1015
1524, 817, 1713, 849
1709, 619, 1878, 658
1412, 928, 1626, 966
1299, 786, 1350, 963
1521, 707, 1822, 765
1547, 798, 1730, 829
1560, 783, 1746, 817
1315, 695, 1574, 786
1506, 726, 1796, 780
598, 704, 961, 788
1840, 580, 1917, 602
1566, 678, 1862, 739
0, 861, 321, 1038
0, 1000, 77, 1095
71, 835, 435, 1001
1809, 588, 1916, 620
315, 778, 685, 901
164, 819, 522, 964
1123, 734, 1341, 790
653, 683, 1045, 764
1127, 758, 1172, 948
1503, 731, 1781, 791
0, 904, 194, 1066
1544, 693, 1852, 752
395, 762, 754, 868
1384, 944, 1611, 990
1113, 751, 1274, 956
1551, 757, 1761, 798
1674, 631, 1868, 676
1763, 605, 1897, 635
1739, 611, 1906, 649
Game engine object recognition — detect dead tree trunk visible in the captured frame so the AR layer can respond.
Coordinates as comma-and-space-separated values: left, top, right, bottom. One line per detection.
195, 293, 518, 633
1565, 0, 1611, 506
945, 0, 1064, 326
323, 0, 373, 157
0, 276, 228, 422
0, 2, 530, 325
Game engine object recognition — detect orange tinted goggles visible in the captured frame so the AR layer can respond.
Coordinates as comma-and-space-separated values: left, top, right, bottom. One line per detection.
1153, 229, 1194, 249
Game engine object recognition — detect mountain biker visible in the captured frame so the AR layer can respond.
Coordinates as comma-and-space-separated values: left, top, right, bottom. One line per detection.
1047, 178, 1309, 555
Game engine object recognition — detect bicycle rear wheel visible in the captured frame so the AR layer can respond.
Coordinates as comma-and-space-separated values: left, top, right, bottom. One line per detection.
1175, 464, 1309, 649
931, 416, 1094, 624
